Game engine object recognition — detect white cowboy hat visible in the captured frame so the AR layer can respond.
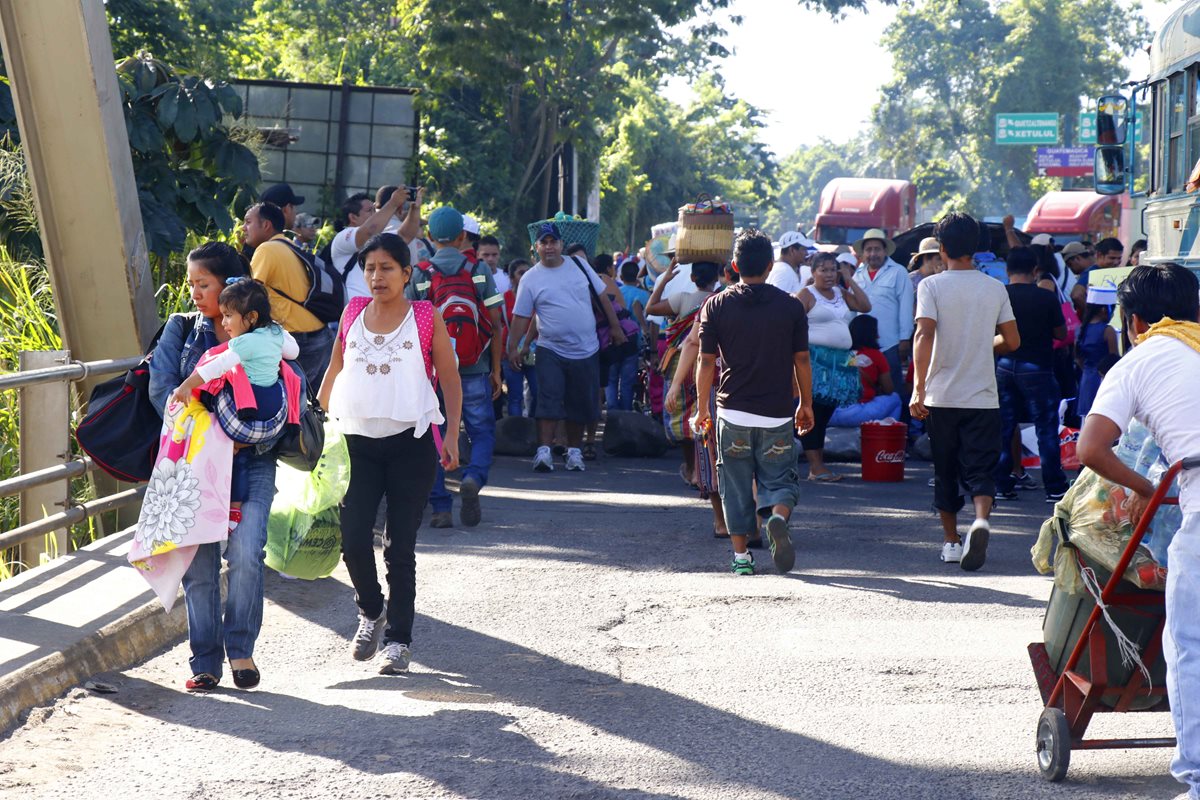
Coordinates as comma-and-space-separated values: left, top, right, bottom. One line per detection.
852, 228, 896, 257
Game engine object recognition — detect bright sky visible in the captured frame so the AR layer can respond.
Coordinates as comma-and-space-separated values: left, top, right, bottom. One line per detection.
664, 0, 1179, 159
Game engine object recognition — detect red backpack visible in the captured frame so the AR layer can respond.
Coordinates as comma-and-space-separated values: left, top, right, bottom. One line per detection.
418, 256, 492, 367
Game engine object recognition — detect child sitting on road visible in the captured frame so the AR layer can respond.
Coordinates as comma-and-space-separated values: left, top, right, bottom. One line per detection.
829, 314, 902, 427
171, 278, 299, 529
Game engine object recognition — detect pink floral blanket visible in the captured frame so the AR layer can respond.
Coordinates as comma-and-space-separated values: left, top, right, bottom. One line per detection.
128, 397, 233, 610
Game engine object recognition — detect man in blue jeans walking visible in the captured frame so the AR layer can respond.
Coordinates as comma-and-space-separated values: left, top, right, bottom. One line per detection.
693, 229, 814, 575
407, 206, 504, 527
993, 247, 1069, 504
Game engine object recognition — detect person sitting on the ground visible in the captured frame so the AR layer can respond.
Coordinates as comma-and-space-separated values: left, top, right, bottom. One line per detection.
829, 314, 902, 427
1076, 262, 1200, 800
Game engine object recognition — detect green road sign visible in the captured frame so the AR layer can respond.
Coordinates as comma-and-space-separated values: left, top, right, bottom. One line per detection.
995, 113, 1060, 145
1079, 110, 1146, 145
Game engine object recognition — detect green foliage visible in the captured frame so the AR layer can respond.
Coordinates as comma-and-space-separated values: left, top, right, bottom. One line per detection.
116, 54, 261, 263
599, 69, 776, 252
872, 0, 1148, 218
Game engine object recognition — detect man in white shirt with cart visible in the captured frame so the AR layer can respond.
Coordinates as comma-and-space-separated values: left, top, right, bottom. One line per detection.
1077, 262, 1200, 800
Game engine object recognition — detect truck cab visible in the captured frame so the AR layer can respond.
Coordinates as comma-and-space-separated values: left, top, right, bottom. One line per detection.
812, 178, 917, 246
1024, 191, 1123, 246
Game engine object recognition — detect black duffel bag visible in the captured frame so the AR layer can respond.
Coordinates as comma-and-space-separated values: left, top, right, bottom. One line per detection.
75, 314, 197, 482
272, 367, 327, 472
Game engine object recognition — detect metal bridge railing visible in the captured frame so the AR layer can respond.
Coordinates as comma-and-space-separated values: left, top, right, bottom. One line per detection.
1, 350, 144, 570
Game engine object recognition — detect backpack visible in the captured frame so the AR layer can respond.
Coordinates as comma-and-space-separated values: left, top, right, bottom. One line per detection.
270, 239, 346, 324
417, 256, 492, 368
75, 313, 198, 482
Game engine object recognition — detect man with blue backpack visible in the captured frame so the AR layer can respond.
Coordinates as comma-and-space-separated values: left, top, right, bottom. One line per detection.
407, 205, 504, 528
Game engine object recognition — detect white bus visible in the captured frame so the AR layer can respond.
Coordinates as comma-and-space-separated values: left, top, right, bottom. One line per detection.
1097, 0, 1200, 265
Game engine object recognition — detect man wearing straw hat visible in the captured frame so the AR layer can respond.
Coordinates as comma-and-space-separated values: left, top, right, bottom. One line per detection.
852, 228, 914, 389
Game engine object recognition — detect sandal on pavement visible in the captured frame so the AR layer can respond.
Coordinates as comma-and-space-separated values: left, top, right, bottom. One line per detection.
185, 673, 219, 693
808, 470, 843, 483
231, 661, 260, 690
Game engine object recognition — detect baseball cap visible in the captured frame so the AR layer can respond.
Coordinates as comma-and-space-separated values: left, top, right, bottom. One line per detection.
536, 222, 561, 241
428, 206, 465, 243
261, 183, 305, 208
1030, 233, 1054, 246
462, 214, 481, 236
1061, 241, 1092, 259
836, 252, 859, 267
779, 230, 814, 250
294, 213, 319, 229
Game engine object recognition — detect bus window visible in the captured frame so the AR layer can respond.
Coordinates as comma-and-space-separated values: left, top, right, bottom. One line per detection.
1170, 73, 1187, 192
1191, 68, 1200, 179
1153, 82, 1165, 193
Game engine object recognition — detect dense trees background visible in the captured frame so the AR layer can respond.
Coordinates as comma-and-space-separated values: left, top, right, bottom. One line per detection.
95, 0, 1151, 256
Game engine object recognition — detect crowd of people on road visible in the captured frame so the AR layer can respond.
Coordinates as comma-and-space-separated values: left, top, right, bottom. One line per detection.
141, 181, 1169, 695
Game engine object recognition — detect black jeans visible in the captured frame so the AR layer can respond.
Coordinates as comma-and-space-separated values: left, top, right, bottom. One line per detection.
341, 430, 437, 645
798, 402, 836, 451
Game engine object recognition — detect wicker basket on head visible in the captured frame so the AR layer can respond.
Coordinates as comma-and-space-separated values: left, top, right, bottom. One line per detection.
676, 194, 734, 264
526, 217, 600, 257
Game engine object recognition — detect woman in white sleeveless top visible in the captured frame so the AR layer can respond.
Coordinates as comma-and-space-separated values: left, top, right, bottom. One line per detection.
318, 233, 462, 675
796, 252, 871, 481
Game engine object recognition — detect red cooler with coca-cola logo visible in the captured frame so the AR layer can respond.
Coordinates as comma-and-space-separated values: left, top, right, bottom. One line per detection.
860, 421, 906, 482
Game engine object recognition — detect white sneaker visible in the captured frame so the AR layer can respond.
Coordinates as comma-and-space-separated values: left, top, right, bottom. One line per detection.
565, 447, 586, 471
940, 541, 963, 563
961, 519, 991, 572
379, 642, 412, 675
532, 446, 554, 472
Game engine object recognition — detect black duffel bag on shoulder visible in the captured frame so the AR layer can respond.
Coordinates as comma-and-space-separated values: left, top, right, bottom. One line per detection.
75, 314, 197, 483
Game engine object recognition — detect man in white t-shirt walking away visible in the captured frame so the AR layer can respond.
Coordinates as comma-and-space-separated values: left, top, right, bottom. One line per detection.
766, 230, 813, 294
329, 186, 423, 301
1076, 263, 1200, 800
910, 212, 1019, 571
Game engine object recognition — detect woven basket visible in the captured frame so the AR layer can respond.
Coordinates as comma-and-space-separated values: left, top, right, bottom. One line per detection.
526, 218, 600, 257
677, 213, 734, 264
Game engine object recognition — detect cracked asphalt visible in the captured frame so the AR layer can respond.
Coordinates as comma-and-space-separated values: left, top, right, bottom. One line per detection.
0, 452, 1184, 799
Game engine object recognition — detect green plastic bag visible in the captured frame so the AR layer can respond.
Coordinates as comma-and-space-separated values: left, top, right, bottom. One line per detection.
266, 422, 350, 580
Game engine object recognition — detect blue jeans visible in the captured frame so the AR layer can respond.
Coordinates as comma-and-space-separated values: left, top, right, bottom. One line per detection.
181, 451, 277, 678
715, 418, 800, 536
431, 372, 495, 512
993, 358, 1068, 495
502, 361, 537, 417
606, 351, 638, 411
1167, 513, 1200, 797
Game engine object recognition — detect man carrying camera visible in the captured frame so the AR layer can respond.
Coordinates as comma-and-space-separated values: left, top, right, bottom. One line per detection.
330, 185, 424, 301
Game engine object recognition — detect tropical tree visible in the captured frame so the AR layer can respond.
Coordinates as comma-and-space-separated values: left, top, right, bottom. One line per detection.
871, 0, 1148, 218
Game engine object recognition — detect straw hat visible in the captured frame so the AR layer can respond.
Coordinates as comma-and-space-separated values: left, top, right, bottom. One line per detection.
916, 237, 940, 257
852, 228, 896, 257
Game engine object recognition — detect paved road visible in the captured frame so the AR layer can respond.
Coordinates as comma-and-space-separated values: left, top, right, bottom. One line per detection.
0, 453, 1183, 799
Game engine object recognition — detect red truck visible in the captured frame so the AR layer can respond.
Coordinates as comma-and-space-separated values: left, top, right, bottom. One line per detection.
811, 178, 917, 246
1024, 191, 1124, 246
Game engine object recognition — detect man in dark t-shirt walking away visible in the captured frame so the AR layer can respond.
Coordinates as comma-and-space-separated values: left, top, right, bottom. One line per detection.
695, 229, 814, 576
993, 246, 1068, 503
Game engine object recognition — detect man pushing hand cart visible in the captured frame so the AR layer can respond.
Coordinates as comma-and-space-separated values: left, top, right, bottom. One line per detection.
1062, 262, 1200, 798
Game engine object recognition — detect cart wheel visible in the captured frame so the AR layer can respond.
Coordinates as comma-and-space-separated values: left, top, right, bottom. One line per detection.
1036, 708, 1071, 782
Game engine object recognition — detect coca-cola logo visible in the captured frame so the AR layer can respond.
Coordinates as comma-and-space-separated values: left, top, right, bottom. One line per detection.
874, 450, 905, 464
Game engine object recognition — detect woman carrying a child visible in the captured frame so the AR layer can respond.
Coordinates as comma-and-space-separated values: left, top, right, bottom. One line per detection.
148, 242, 292, 693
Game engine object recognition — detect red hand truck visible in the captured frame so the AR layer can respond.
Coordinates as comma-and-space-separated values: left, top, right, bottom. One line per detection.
1027, 457, 1198, 781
